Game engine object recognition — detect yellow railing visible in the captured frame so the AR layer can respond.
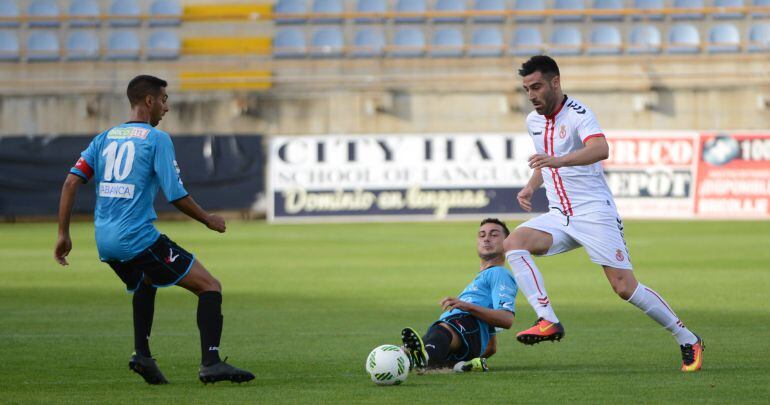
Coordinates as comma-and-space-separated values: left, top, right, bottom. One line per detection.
183, 37, 271, 55
178, 70, 272, 90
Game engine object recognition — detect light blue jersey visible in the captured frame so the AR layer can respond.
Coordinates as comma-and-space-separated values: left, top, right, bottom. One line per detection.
70, 122, 188, 262
439, 265, 517, 355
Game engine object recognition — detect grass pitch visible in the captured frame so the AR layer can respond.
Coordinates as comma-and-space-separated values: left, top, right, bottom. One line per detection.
1, 220, 769, 403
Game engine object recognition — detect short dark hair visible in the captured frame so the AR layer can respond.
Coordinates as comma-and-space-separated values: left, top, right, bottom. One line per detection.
518, 55, 560, 79
127, 75, 167, 107
480, 218, 510, 237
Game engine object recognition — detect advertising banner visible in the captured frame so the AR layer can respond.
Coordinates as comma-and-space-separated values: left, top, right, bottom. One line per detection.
268, 134, 549, 222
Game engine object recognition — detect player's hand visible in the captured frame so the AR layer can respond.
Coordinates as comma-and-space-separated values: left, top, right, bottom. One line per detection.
205, 214, 226, 233
528, 154, 563, 170
54, 235, 72, 266
517, 186, 534, 212
440, 297, 467, 312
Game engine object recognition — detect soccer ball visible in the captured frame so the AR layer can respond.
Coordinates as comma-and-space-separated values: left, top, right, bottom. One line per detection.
365, 344, 410, 386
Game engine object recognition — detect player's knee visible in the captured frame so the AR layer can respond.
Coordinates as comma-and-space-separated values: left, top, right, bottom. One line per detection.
207, 277, 222, 293
610, 281, 634, 300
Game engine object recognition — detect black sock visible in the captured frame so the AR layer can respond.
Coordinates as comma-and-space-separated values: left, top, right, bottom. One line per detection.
132, 282, 157, 358
197, 291, 223, 367
423, 324, 453, 368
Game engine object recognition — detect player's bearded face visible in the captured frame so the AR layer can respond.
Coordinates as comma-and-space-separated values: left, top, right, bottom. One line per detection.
149, 89, 169, 127
477, 224, 506, 260
523, 72, 558, 115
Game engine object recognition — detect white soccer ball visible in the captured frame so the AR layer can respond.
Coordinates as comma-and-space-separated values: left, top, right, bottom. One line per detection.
365, 344, 410, 386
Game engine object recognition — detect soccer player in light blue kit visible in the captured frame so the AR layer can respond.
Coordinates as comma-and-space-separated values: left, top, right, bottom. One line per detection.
54, 75, 254, 385
401, 218, 518, 372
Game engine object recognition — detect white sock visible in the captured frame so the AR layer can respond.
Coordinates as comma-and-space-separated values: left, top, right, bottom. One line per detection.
505, 249, 559, 323
627, 283, 698, 345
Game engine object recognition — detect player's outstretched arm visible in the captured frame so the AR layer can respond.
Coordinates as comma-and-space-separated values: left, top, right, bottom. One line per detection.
529, 136, 610, 169
171, 195, 226, 233
55, 174, 83, 266
440, 297, 515, 329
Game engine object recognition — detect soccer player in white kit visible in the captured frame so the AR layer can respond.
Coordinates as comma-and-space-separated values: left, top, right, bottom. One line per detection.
504, 56, 704, 372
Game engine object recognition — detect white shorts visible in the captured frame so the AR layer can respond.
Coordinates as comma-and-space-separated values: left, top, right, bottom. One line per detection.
517, 208, 633, 270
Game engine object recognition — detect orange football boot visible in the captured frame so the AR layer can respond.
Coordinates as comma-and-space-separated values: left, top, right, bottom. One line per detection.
516, 318, 565, 345
680, 336, 705, 372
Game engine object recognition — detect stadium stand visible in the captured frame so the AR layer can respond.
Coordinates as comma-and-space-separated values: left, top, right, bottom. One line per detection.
147, 30, 180, 59
473, 0, 506, 23
274, 0, 307, 24
149, 0, 182, 27
395, 0, 427, 23
753, 0, 770, 17
434, 0, 465, 23
69, 0, 100, 27
311, 0, 343, 23
549, 26, 583, 55
27, 30, 59, 61
106, 30, 140, 60
554, 0, 585, 22
0, 0, 19, 28
713, 0, 745, 19
28, 0, 60, 28
667, 23, 701, 53
469, 26, 504, 56
390, 27, 425, 56
591, 0, 624, 21
109, 0, 141, 27
0, 29, 19, 60
707, 23, 741, 52
429, 27, 464, 57
634, 0, 665, 20
513, 0, 546, 22
273, 27, 306, 58
355, 0, 386, 23
309, 26, 344, 57
351, 26, 385, 57
588, 25, 622, 54
672, 0, 705, 19
748, 22, 770, 51
65, 30, 99, 60
510, 26, 544, 55
628, 24, 662, 53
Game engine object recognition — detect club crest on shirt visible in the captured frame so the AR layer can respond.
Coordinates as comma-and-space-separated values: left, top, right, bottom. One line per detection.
559, 125, 567, 139
615, 249, 625, 262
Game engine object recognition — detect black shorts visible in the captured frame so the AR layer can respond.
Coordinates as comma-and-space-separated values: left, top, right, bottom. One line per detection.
107, 235, 196, 293
434, 313, 495, 362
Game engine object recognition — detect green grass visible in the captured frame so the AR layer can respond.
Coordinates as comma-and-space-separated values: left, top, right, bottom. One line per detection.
1, 220, 769, 404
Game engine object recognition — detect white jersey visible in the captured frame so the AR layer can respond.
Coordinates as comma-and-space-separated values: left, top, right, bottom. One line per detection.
526, 95, 615, 216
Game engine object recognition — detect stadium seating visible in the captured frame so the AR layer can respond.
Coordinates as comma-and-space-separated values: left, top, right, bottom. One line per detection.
147, 30, 180, 59
473, 0, 506, 23
273, 27, 306, 57
65, 30, 100, 60
748, 23, 770, 52
713, 0, 744, 19
0, 30, 19, 60
591, 0, 623, 21
351, 27, 385, 57
628, 24, 662, 53
434, 0, 465, 23
588, 25, 622, 55
752, 0, 770, 18
309, 26, 344, 57
27, 31, 60, 61
389, 27, 425, 57
667, 23, 701, 53
311, 0, 343, 23
554, 0, 585, 22
513, 0, 545, 22
355, 0, 386, 23
149, 0, 182, 27
633, 0, 664, 20
706, 23, 740, 53
109, 0, 141, 27
510, 26, 543, 55
395, 0, 427, 23
672, 0, 705, 20
29, 0, 60, 28
469, 27, 504, 57
0, 0, 19, 28
106, 30, 140, 60
69, 0, 100, 27
429, 27, 464, 57
549, 26, 582, 55
274, 0, 307, 24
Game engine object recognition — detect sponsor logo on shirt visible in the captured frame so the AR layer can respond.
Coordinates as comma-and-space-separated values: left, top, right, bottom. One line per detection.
99, 182, 135, 199
107, 127, 150, 140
